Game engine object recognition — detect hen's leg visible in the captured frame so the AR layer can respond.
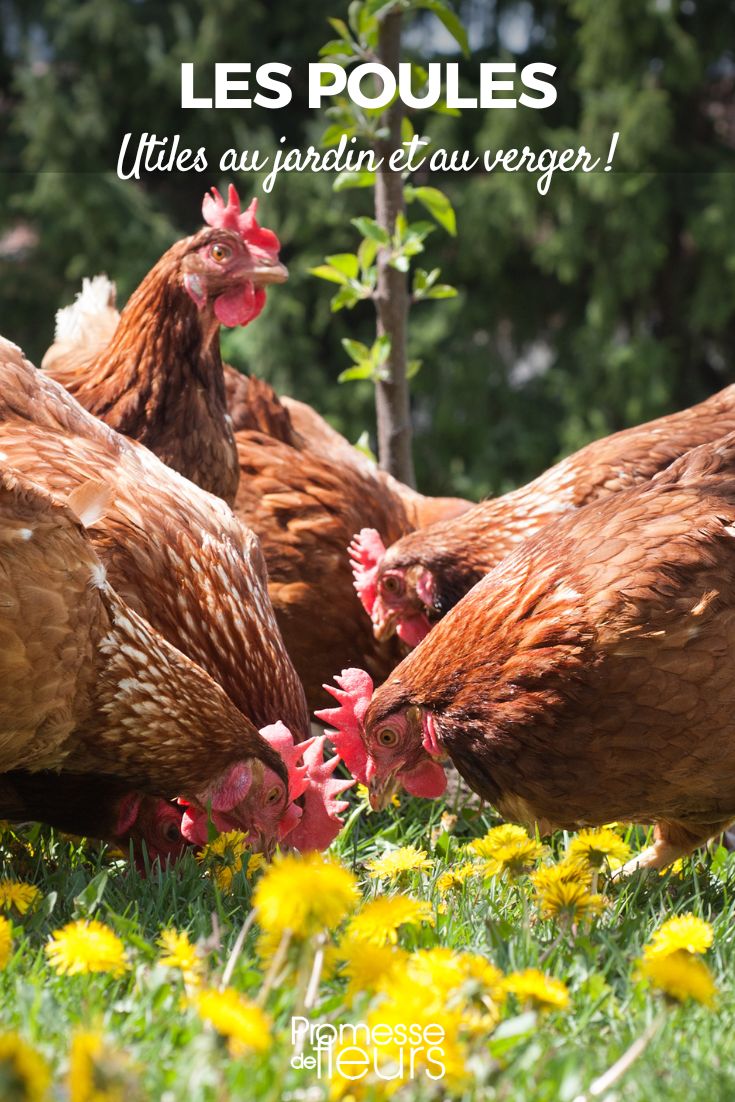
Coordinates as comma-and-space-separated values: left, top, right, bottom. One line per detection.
614, 819, 733, 879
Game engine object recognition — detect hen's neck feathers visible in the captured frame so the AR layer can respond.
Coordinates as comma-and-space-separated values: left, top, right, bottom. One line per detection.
392, 544, 591, 734
68, 240, 239, 504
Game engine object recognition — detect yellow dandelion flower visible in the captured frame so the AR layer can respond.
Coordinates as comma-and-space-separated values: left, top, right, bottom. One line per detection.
0, 916, 12, 969
196, 987, 271, 1057
566, 828, 632, 871
468, 824, 545, 877
407, 948, 505, 1006
197, 830, 249, 862
45, 919, 128, 977
69, 1030, 141, 1102
366, 846, 434, 880
467, 823, 530, 856
503, 968, 570, 1011
338, 941, 408, 1001
212, 865, 235, 892
462, 1005, 502, 1038
644, 914, 714, 959
436, 864, 478, 894
532, 862, 605, 922
659, 857, 686, 879
245, 853, 266, 879
0, 881, 41, 915
638, 950, 717, 1006
362, 976, 468, 1091
196, 831, 250, 893
0, 1032, 50, 1102
345, 895, 435, 946
69, 1032, 103, 1102
157, 929, 202, 986
253, 853, 358, 938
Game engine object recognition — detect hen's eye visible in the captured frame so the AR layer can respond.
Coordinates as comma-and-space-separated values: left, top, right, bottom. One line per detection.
211, 243, 231, 263
266, 785, 283, 805
377, 728, 398, 747
163, 822, 181, 843
382, 575, 403, 596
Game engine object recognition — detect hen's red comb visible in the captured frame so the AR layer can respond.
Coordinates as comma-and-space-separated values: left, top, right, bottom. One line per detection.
315, 668, 374, 783
286, 736, 354, 852
349, 529, 387, 617
202, 184, 281, 259
259, 721, 311, 804
259, 724, 353, 851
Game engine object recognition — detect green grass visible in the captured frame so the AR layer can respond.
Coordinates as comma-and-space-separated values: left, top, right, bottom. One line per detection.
0, 789, 733, 1102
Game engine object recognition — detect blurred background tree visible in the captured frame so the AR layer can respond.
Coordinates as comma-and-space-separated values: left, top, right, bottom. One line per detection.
1, 0, 734, 499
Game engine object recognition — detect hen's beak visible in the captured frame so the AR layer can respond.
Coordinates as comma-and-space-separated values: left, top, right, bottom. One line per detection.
370, 597, 398, 642
254, 829, 277, 860
368, 774, 400, 812
237, 821, 278, 859
246, 255, 289, 286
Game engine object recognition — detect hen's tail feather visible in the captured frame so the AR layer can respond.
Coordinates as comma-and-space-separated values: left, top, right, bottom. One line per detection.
53, 274, 118, 343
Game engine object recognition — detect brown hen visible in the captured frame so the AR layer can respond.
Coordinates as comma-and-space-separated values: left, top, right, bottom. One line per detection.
355, 384, 735, 646
226, 371, 472, 706
0, 770, 186, 866
0, 463, 288, 847
0, 337, 362, 852
324, 432, 735, 870
39, 188, 467, 708
43, 187, 287, 504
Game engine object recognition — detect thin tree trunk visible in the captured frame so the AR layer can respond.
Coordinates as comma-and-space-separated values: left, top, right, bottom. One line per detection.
373, 10, 416, 488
